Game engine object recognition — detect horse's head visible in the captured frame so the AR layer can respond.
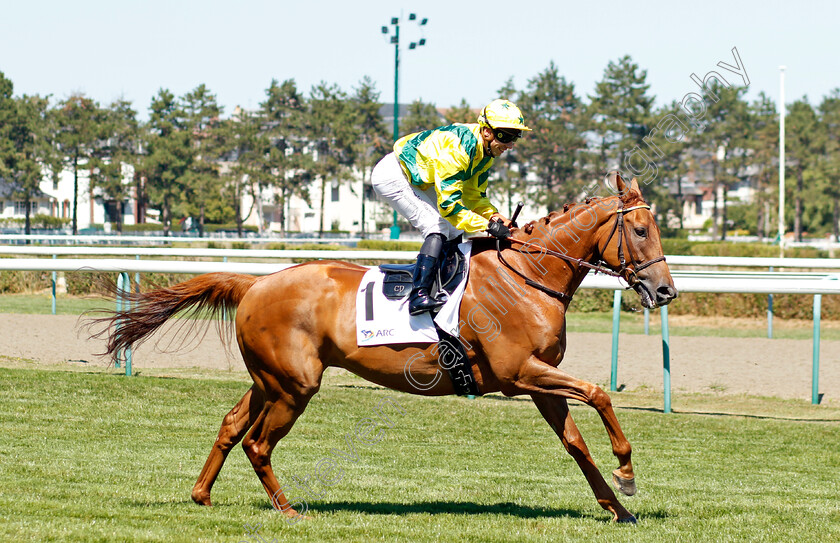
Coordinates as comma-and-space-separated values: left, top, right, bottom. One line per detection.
597, 173, 678, 308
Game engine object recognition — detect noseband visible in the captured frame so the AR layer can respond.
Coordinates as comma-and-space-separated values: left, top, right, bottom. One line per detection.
496, 203, 666, 299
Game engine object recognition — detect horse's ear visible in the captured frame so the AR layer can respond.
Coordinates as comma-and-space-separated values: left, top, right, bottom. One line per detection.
605, 171, 640, 200
613, 172, 628, 195
617, 176, 643, 203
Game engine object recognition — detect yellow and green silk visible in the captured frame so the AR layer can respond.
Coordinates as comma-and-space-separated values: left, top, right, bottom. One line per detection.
394, 123, 498, 233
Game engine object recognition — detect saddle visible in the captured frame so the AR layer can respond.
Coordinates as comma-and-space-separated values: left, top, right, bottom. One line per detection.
378, 241, 467, 302
377, 241, 479, 397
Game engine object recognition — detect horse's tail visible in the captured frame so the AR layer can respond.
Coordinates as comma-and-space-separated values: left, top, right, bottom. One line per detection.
85, 272, 258, 364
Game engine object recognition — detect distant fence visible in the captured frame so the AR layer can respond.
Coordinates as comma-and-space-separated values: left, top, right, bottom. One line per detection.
0, 234, 372, 246
6, 245, 840, 268
1, 251, 837, 410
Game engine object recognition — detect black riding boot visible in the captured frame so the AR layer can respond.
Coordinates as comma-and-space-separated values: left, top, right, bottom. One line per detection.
408, 254, 446, 315
408, 234, 446, 316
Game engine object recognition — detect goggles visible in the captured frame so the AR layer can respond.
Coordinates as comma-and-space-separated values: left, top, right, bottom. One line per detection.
491, 127, 522, 144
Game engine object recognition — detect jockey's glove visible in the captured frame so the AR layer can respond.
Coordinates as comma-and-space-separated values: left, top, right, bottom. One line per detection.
486, 219, 511, 239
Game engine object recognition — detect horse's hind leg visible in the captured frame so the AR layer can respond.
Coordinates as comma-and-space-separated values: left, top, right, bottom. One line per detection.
242, 391, 315, 519
191, 385, 265, 506
531, 394, 636, 523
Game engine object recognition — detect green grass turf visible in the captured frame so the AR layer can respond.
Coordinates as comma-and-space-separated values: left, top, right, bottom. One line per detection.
0, 362, 838, 542
0, 294, 106, 315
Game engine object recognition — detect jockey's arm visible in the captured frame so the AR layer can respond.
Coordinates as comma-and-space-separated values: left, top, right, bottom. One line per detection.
435, 171, 500, 233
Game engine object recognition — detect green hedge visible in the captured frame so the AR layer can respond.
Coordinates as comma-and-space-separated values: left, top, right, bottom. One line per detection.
265, 242, 349, 251
357, 240, 423, 251
0, 271, 51, 294
113, 223, 163, 233
203, 224, 259, 233
660, 239, 826, 258
0, 215, 70, 229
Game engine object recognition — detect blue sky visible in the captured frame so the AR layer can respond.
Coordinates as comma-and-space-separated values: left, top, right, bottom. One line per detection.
2, 0, 838, 118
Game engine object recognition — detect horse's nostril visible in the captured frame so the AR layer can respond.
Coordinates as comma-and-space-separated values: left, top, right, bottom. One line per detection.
657, 285, 678, 300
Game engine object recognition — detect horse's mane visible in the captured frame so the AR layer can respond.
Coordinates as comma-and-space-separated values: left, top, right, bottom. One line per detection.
470, 186, 645, 255
513, 189, 646, 240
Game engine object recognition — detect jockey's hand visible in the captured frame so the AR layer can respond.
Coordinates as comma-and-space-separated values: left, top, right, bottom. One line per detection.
489, 213, 514, 229
486, 219, 511, 239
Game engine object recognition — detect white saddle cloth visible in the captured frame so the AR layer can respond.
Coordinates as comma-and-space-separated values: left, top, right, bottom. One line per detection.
355, 242, 471, 346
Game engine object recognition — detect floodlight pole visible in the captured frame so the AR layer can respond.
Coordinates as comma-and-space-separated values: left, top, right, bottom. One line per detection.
391, 21, 401, 239
392, 22, 400, 143
383, 13, 428, 240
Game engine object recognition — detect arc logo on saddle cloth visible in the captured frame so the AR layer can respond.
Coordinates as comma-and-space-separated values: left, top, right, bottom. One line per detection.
355, 242, 471, 346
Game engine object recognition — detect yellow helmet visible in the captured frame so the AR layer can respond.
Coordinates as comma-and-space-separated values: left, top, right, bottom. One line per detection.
477, 99, 531, 131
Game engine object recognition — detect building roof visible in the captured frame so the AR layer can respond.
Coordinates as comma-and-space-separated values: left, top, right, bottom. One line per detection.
666, 178, 704, 197
0, 179, 50, 200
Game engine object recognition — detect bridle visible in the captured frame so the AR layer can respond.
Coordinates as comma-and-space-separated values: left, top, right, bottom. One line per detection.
597, 203, 667, 287
495, 202, 666, 300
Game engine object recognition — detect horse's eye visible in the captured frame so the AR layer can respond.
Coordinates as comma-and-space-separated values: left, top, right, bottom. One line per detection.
634, 227, 648, 238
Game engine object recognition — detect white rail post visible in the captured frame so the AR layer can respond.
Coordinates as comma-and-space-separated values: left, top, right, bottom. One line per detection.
51, 255, 57, 315
812, 294, 821, 405
610, 290, 621, 392
661, 305, 671, 414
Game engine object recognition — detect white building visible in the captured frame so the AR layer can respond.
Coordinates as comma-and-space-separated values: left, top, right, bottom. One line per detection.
0, 162, 137, 230
238, 167, 408, 238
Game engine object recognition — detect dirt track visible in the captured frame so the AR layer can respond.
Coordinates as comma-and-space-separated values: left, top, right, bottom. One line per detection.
1, 313, 838, 405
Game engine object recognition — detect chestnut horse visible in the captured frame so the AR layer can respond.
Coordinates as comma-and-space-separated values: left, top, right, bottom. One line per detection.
90, 175, 676, 523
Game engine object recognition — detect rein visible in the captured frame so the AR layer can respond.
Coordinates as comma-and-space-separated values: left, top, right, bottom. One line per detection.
495, 203, 666, 300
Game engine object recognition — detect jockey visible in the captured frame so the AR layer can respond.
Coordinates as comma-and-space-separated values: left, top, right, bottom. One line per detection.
371, 98, 531, 315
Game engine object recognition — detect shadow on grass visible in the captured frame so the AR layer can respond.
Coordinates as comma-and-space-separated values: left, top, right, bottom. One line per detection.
128, 497, 671, 523
264, 500, 671, 522
299, 500, 590, 520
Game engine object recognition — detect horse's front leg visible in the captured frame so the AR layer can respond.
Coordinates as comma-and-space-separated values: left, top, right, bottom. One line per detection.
513, 357, 636, 497
531, 394, 636, 523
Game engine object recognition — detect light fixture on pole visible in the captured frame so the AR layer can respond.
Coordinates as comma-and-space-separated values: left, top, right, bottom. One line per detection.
381, 13, 428, 239
779, 65, 786, 258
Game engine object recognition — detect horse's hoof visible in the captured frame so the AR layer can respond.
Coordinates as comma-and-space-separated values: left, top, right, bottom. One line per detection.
616, 514, 637, 524
280, 509, 311, 524
612, 470, 636, 496
191, 488, 212, 506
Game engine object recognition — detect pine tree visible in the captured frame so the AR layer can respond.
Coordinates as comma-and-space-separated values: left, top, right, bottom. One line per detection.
260, 78, 308, 235
179, 84, 222, 237
588, 55, 655, 170
444, 98, 475, 124
221, 106, 269, 237
647, 101, 692, 230
89, 99, 139, 233
0, 71, 16, 182
786, 98, 820, 241
143, 89, 193, 236
305, 82, 358, 236
746, 93, 778, 238
54, 94, 99, 234
3, 93, 59, 237
398, 99, 442, 136
819, 90, 840, 238
690, 82, 749, 239
349, 76, 389, 237
513, 62, 588, 209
